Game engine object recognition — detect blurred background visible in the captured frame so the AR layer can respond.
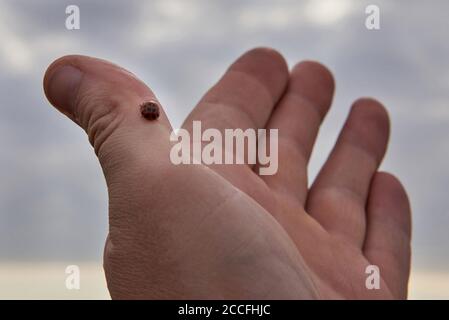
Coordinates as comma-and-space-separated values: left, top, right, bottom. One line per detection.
0, 0, 448, 299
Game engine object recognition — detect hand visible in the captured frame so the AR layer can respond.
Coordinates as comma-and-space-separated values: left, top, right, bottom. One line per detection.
43, 48, 411, 299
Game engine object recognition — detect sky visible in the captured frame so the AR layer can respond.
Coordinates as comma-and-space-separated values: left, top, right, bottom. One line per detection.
0, 0, 448, 298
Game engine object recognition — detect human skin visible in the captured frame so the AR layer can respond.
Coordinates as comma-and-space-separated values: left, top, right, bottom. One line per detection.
43, 48, 411, 299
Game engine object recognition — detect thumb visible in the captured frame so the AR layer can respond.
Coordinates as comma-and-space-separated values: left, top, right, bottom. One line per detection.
43, 55, 173, 181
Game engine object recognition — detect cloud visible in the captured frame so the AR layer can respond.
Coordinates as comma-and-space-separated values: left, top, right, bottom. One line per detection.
304, 0, 354, 26
0, 2, 34, 73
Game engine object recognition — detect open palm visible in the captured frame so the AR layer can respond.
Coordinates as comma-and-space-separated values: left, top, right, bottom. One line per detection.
43, 48, 411, 299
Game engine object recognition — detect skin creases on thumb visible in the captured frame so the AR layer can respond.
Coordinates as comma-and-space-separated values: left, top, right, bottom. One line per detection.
43, 55, 173, 177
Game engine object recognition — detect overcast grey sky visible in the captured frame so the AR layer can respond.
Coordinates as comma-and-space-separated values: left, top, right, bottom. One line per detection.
0, 0, 448, 281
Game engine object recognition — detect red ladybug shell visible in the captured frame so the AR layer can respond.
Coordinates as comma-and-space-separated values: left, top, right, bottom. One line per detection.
140, 101, 160, 120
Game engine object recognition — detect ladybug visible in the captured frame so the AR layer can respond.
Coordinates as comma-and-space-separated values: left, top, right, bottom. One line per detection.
140, 101, 160, 120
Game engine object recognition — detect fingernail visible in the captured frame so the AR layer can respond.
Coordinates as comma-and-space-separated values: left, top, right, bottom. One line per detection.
46, 65, 83, 116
